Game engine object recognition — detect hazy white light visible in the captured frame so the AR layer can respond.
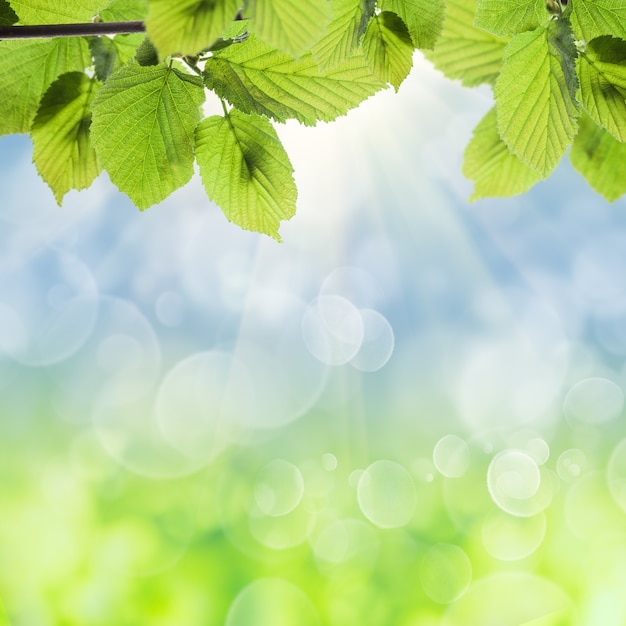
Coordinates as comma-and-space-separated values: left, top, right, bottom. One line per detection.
556, 448, 587, 482
155, 291, 184, 327
226, 578, 320, 626
487, 450, 554, 517
357, 460, 417, 528
482, 510, 546, 561
349, 309, 394, 372
433, 435, 470, 478
254, 460, 305, 517
442, 572, 575, 626
563, 377, 624, 425
320, 266, 385, 310
0, 250, 97, 366
420, 543, 472, 604
301, 295, 364, 366
156, 351, 251, 464
51, 296, 161, 418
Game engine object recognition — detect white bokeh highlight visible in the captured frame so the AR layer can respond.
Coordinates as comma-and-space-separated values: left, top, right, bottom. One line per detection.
357, 460, 417, 528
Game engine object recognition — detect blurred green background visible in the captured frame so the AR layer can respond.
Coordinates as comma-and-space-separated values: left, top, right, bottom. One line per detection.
0, 54, 625, 625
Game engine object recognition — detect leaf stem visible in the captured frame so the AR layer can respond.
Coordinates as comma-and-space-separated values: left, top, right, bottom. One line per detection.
0, 21, 145, 40
182, 56, 203, 77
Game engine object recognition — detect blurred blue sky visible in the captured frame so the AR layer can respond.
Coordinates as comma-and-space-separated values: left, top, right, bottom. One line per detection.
0, 52, 625, 461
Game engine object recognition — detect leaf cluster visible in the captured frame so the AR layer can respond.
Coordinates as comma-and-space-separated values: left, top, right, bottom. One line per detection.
427, 0, 626, 202
0, 0, 443, 240
0, 0, 624, 241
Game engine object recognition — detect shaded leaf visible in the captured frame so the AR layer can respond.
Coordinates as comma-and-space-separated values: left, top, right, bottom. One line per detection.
570, 114, 626, 202
7, 0, 105, 24
360, 0, 376, 35
90, 61, 204, 209
0, 37, 91, 135
423, 0, 509, 87
246, 0, 331, 57
195, 110, 296, 241
203, 18, 250, 52
100, 0, 148, 21
577, 35, 626, 142
146, 0, 241, 58
134, 36, 159, 65
474, 0, 545, 36
571, 0, 626, 43
495, 19, 580, 175
204, 35, 386, 126
378, 0, 446, 49
0, 0, 18, 25
312, 0, 365, 70
463, 106, 543, 199
89, 33, 144, 81
31, 72, 101, 203
362, 11, 414, 90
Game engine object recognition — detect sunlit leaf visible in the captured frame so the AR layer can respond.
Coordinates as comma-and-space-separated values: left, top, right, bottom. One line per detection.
378, 0, 446, 49
246, 0, 331, 57
204, 35, 386, 126
100, 0, 147, 21
362, 11, 414, 91
495, 19, 580, 175
570, 114, 626, 202
146, 0, 241, 58
463, 106, 543, 200
195, 110, 296, 241
474, 0, 545, 36
577, 35, 626, 142
571, 0, 626, 43
31, 72, 101, 203
90, 61, 204, 209
312, 0, 365, 70
7, 0, 105, 24
0, 37, 91, 135
424, 0, 509, 87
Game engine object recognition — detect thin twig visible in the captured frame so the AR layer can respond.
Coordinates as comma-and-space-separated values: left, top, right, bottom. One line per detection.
0, 21, 145, 40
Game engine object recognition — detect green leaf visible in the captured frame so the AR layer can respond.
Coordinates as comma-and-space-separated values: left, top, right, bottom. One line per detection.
474, 0, 545, 36
495, 19, 580, 176
571, 0, 626, 44
7, 0, 105, 24
423, 0, 509, 87
577, 35, 626, 142
377, 0, 446, 50
89, 34, 144, 81
220, 19, 250, 39
195, 110, 297, 241
31, 72, 101, 203
0, 0, 18, 25
463, 107, 543, 199
246, 0, 331, 57
362, 11, 414, 91
311, 0, 366, 70
146, 0, 241, 58
204, 26, 251, 54
570, 114, 626, 202
0, 37, 91, 135
361, 0, 376, 35
203, 35, 386, 126
90, 61, 204, 209
134, 36, 159, 66
100, 0, 148, 21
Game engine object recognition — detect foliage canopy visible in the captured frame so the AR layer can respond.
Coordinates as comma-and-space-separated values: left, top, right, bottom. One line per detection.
1, 0, 625, 239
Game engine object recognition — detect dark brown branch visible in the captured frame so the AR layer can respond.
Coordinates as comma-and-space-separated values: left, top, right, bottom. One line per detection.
0, 21, 145, 40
